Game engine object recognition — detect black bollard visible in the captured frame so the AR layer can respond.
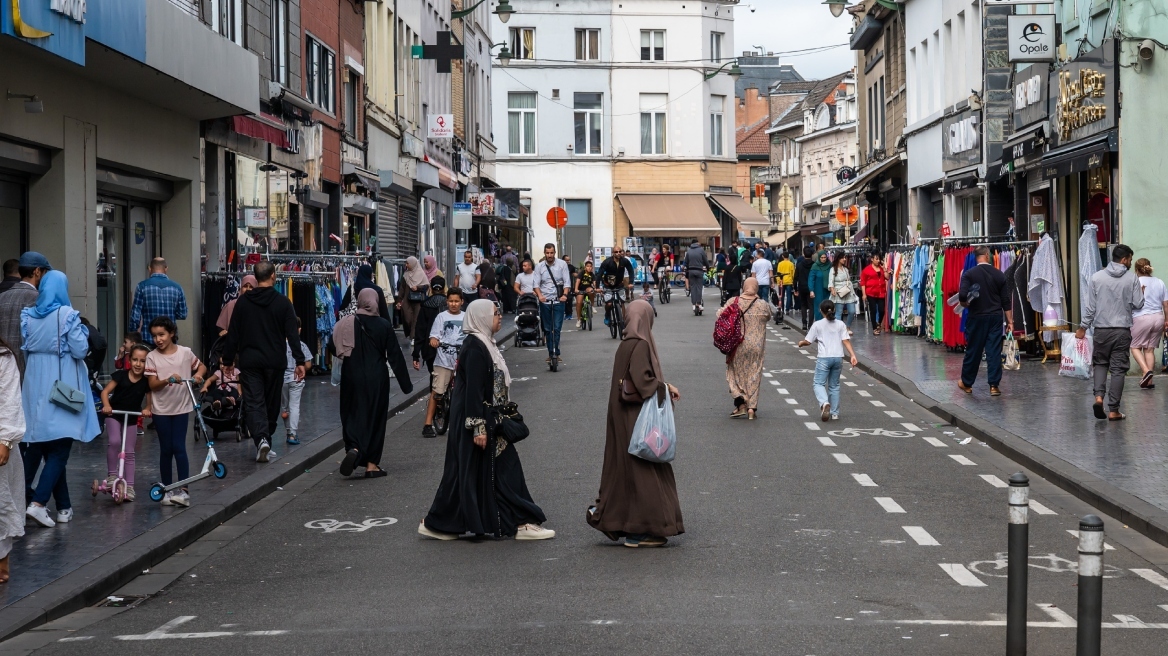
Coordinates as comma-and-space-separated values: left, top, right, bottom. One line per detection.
1076, 514, 1105, 656
1007, 472, 1029, 656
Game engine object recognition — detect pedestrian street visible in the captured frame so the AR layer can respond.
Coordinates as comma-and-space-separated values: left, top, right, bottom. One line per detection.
10, 299, 1168, 656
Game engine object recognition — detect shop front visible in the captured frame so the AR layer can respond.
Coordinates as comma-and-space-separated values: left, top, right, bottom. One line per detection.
615, 194, 722, 256
707, 193, 771, 246
941, 108, 984, 238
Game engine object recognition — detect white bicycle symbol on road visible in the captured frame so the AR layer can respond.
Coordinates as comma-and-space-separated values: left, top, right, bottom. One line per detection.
826, 428, 914, 438
968, 552, 1124, 578
304, 517, 398, 533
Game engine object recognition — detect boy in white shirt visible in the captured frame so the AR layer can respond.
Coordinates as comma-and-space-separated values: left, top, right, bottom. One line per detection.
422, 289, 466, 438
281, 318, 313, 446
750, 251, 773, 306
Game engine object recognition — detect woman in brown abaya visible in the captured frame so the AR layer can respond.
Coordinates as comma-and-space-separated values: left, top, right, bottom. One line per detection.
587, 299, 683, 548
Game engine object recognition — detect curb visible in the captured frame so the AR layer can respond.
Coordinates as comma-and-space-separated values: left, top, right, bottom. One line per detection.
0, 326, 516, 643
781, 314, 1168, 550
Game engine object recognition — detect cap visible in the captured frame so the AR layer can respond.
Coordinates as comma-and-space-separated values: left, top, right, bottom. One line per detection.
18, 252, 51, 270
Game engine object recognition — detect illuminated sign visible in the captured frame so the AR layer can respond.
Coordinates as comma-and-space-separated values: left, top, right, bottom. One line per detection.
1051, 43, 1115, 147
1012, 64, 1049, 130
943, 109, 981, 172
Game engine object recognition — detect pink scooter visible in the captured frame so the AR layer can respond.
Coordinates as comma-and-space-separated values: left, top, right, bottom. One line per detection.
92, 410, 141, 504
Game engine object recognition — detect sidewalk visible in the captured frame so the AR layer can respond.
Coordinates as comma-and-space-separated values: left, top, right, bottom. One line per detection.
833, 321, 1168, 546
0, 337, 437, 631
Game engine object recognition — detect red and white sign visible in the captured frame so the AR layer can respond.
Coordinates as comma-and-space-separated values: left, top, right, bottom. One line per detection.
940, 222, 952, 238
427, 114, 454, 139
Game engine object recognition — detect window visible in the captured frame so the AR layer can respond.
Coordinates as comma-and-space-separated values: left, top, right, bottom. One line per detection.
709, 95, 725, 156
510, 27, 535, 59
344, 71, 359, 137
575, 29, 599, 60
270, 0, 289, 85
640, 94, 667, 155
508, 92, 537, 154
573, 93, 602, 155
306, 37, 336, 113
640, 30, 665, 61
710, 32, 723, 63
207, 0, 245, 46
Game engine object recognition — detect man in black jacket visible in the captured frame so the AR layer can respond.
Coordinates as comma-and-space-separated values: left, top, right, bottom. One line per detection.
223, 261, 306, 463
794, 246, 814, 330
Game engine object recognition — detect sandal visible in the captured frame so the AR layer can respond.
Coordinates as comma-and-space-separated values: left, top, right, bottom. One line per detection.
1092, 400, 1106, 419
1108, 412, 1126, 421
1140, 371, 1154, 389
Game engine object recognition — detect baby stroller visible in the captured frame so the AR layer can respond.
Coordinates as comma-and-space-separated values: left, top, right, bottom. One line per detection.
513, 293, 543, 347
200, 335, 249, 442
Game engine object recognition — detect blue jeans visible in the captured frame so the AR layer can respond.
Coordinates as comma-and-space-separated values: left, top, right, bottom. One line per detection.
758, 285, 771, 307
838, 301, 858, 327
813, 357, 843, 415
154, 414, 190, 487
539, 302, 565, 358
23, 438, 73, 509
783, 286, 794, 313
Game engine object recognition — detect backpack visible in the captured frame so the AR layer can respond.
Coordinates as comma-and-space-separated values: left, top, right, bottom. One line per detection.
712, 297, 756, 355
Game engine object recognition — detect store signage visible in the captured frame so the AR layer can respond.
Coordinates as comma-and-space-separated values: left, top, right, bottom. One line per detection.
942, 109, 981, 172
50, 0, 85, 23
243, 208, 268, 228
1012, 64, 1048, 130
453, 202, 472, 230
836, 166, 857, 185
940, 223, 952, 238
469, 192, 495, 216
1051, 43, 1116, 148
427, 114, 454, 139
943, 174, 980, 194
1007, 15, 1055, 63
2, 0, 144, 65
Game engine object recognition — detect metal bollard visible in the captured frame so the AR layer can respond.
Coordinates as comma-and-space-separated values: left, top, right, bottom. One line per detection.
1076, 514, 1105, 656
1007, 472, 1030, 656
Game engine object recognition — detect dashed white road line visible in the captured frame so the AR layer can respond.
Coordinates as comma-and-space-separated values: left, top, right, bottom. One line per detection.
856, 390, 872, 397
807, 356, 817, 360
832, 453, 853, 464
901, 423, 923, 431
844, 381, 858, 387
777, 388, 789, 394
762, 372, 773, 378
769, 380, 781, 385
817, 436, 837, 447
903, 526, 941, 546
874, 497, 906, 513
980, 474, 1008, 488
922, 437, 948, 448
852, 473, 878, 487
884, 410, 903, 418
1132, 569, 1168, 591
1029, 501, 1057, 515
785, 398, 798, 405
949, 454, 977, 466
869, 400, 886, 407
1067, 530, 1116, 551
804, 422, 821, 430
793, 409, 808, 416
799, 350, 809, 354
939, 564, 987, 587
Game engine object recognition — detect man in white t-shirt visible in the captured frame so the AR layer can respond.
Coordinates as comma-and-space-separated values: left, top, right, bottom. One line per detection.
750, 250, 773, 306
456, 249, 481, 302
421, 288, 466, 438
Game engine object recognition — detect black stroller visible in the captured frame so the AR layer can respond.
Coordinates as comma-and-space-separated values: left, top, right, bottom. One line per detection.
200, 335, 250, 442
513, 293, 543, 347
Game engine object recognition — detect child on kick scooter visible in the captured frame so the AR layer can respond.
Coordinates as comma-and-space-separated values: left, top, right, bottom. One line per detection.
99, 344, 152, 501
144, 317, 206, 508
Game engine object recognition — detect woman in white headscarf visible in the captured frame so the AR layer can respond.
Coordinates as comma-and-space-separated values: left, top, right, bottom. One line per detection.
420, 300, 554, 541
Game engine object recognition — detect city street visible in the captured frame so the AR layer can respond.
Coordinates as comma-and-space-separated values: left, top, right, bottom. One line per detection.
7, 297, 1168, 655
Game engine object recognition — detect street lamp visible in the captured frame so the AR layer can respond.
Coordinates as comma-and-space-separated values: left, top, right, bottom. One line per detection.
704, 60, 743, 81
494, 0, 515, 23
495, 43, 512, 67
823, 0, 847, 18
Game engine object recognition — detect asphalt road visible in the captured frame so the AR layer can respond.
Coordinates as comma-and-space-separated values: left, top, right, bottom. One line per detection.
8, 296, 1168, 655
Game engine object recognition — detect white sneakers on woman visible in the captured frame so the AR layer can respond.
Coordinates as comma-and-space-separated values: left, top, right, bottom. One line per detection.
515, 524, 555, 540
26, 504, 55, 527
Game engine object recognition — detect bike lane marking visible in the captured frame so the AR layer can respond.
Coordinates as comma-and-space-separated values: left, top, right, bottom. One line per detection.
980, 474, 1007, 488
949, 454, 977, 466
832, 453, 853, 464
922, 437, 948, 447
874, 497, 906, 513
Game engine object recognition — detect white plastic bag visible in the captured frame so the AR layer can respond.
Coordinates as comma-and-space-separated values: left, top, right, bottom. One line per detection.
1058, 332, 1092, 380
1002, 335, 1021, 371
628, 391, 677, 463
330, 355, 344, 386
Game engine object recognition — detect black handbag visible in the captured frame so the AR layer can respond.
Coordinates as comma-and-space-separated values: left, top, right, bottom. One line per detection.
490, 400, 530, 443
407, 288, 427, 303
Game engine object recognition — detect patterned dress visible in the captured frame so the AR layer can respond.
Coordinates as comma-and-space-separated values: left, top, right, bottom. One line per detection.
721, 296, 773, 409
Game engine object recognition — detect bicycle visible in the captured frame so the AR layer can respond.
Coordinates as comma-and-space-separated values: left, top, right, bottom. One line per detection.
432, 366, 455, 436
656, 267, 671, 304
578, 289, 594, 331
604, 288, 625, 339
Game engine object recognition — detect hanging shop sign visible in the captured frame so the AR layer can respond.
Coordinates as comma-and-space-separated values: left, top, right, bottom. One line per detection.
469, 192, 495, 216
836, 166, 857, 185
427, 114, 454, 139
453, 202, 472, 230
1051, 42, 1115, 149
1013, 64, 1049, 130
943, 173, 980, 194
1007, 15, 1055, 63
942, 109, 981, 172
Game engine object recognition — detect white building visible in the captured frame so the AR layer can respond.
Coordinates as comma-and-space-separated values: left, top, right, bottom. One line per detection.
491, 0, 743, 259
795, 73, 858, 232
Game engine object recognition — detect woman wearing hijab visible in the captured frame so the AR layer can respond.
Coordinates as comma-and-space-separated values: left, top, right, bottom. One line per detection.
423, 255, 442, 281
807, 250, 833, 321
341, 264, 391, 321
0, 337, 25, 581
587, 300, 683, 548
20, 271, 101, 527
420, 300, 554, 541
718, 278, 773, 419
215, 274, 257, 337
396, 257, 430, 343
329, 289, 413, 478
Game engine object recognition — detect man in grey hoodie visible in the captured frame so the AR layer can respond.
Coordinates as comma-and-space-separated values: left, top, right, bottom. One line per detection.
1076, 244, 1143, 420
682, 240, 710, 313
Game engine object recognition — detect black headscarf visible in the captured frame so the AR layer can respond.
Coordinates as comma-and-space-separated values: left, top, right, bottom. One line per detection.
355, 264, 376, 294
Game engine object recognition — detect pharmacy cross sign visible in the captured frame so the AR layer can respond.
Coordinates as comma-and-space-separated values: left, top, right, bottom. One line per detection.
423, 31, 465, 74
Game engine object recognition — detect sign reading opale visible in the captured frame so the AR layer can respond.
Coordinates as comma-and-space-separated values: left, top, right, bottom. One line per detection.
1007, 14, 1055, 63
1051, 42, 1115, 148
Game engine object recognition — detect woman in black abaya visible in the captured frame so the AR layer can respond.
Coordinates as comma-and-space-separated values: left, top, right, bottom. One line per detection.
329, 289, 412, 477
419, 300, 554, 541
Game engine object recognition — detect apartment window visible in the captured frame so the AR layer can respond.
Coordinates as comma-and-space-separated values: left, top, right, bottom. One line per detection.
640, 94, 667, 154
710, 32, 724, 63
510, 27, 535, 59
709, 95, 725, 156
270, 0, 289, 85
508, 92, 537, 155
344, 71, 359, 137
640, 30, 665, 61
306, 37, 336, 113
207, 0, 245, 46
573, 93, 602, 155
575, 29, 599, 60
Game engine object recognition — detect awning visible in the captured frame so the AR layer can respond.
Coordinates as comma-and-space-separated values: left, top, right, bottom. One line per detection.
708, 194, 771, 232
1036, 130, 1116, 180
343, 163, 380, 192
801, 222, 832, 237
848, 223, 870, 244
616, 194, 721, 238
820, 156, 902, 206
231, 114, 290, 149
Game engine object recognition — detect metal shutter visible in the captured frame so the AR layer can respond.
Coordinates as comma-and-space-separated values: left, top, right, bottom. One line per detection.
376, 194, 398, 258
397, 195, 420, 259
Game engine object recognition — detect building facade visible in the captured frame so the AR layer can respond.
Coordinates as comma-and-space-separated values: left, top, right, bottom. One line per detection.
795, 74, 858, 241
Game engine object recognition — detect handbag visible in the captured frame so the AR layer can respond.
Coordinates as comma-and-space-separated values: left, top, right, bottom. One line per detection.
407, 288, 427, 303
1002, 334, 1022, 371
619, 376, 640, 403
49, 309, 87, 414
487, 399, 529, 443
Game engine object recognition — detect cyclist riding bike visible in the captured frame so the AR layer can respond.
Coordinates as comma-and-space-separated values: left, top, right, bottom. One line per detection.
599, 248, 631, 328
533, 243, 572, 366
652, 245, 675, 300
575, 260, 597, 329
420, 288, 465, 438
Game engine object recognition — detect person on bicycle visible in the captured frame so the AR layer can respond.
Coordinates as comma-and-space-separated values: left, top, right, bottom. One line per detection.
420, 288, 465, 437
533, 243, 572, 365
652, 244, 674, 289
575, 260, 596, 329
599, 248, 630, 327
682, 240, 710, 313
621, 252, 637, 301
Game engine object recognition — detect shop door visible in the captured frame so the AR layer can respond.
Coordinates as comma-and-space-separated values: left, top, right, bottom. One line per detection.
560, 199, 592, 261
0, 178, 25, 263
97, 203, 126, 375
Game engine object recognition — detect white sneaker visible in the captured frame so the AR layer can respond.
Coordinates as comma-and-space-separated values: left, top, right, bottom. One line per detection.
417, 521, 459, 541
171, 490, 191, 507
266, 449, 278, 462
26, 504, 55, 527
256, 439, 271, 463
515, 523, 555, 540
820, 403, 831, 421
830, 413, 839, 421
161, 491, 175, 506
55, 508, 73, 523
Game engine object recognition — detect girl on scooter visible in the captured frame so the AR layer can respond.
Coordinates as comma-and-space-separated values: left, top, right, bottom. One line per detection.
99, 344, 152, 501
145, 317, 206, 508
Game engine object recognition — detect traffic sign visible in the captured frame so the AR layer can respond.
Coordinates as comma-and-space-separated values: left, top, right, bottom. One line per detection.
835, 206, 859, 226
546, 206, 568, 229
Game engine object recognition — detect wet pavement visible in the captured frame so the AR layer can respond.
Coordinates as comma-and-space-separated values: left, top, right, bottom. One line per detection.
3, 340, 431, 611
845, 326, 1168, 517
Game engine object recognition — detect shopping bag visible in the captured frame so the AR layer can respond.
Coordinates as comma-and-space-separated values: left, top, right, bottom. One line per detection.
1058, 332, 1092, 380
330, 356, 344, 386
1002, 335, 1022, 371
628, 391, 677, 464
